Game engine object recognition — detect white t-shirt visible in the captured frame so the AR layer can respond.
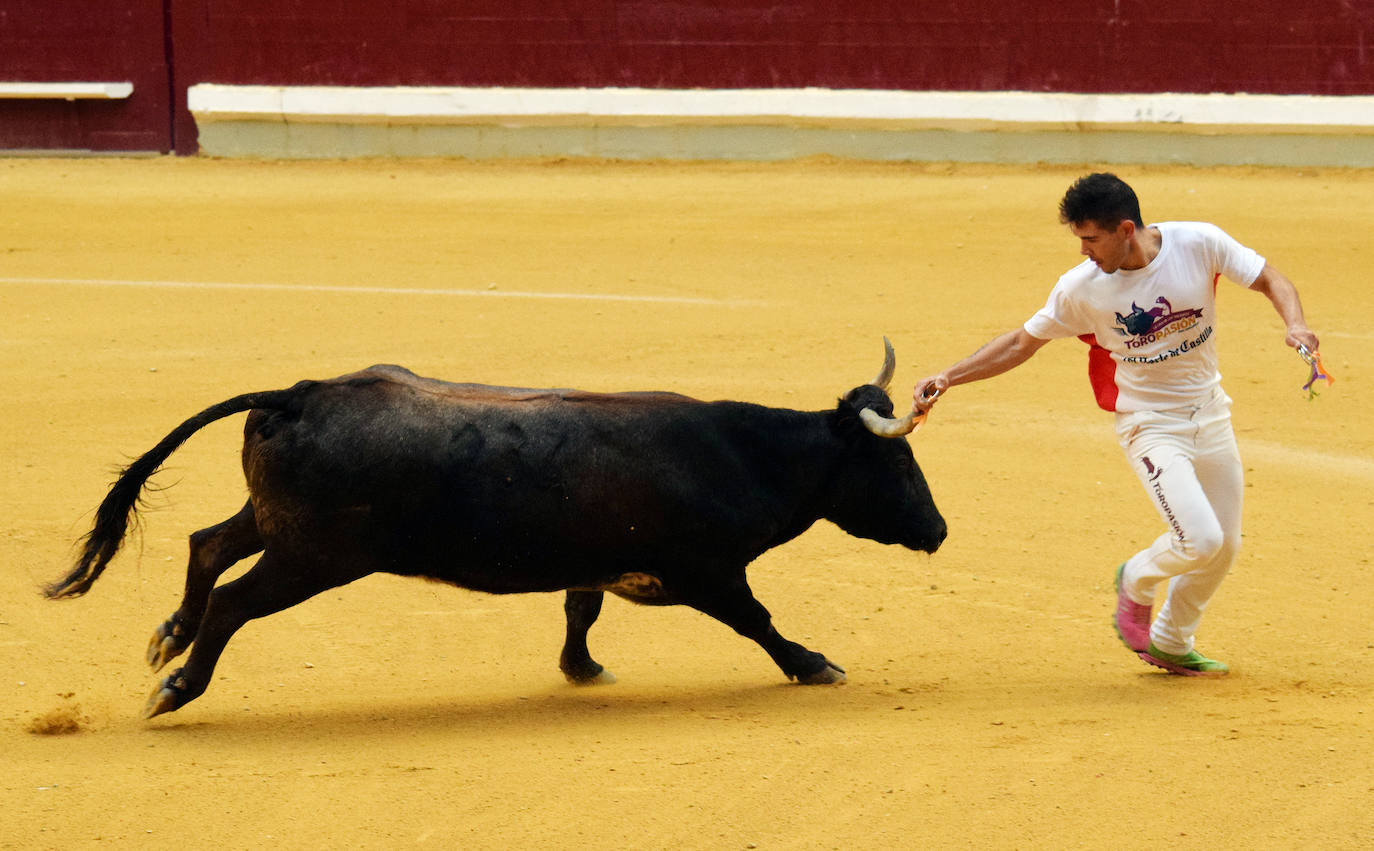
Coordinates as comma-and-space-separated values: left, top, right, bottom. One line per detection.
1024, 221, 1266, 413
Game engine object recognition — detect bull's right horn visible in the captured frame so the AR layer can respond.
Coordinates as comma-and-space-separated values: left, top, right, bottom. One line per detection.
860, 406, 921, 437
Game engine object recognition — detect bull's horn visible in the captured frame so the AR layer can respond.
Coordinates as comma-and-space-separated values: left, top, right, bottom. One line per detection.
870, 336, 897, 391
863, 337, 922, 437
860, 406, 921, 437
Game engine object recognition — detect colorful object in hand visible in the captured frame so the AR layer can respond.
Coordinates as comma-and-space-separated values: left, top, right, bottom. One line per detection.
1297, 344, 1334, 400
911, 387, 941, 432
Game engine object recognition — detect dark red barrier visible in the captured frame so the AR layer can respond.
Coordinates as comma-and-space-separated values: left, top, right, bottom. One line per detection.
7, 0, 1374, 154
167, 0, 1374, 93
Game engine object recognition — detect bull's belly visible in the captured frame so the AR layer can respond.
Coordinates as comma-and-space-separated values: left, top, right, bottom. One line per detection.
421, 567, 668, 601
257, 508, 670, 596
414, 527, 673, 592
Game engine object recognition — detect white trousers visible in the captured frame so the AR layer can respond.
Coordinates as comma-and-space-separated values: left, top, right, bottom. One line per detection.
1113, 387, 1243, 655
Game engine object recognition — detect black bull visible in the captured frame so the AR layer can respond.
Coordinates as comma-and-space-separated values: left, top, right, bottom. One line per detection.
48, 342, 946, 718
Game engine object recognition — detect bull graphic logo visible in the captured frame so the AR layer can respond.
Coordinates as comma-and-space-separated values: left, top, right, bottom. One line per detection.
1113, 297, 1203, 339
1142, 456, 1163, 482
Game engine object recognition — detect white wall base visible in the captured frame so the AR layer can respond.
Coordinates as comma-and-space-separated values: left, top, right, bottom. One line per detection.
189, 85, 1374, 166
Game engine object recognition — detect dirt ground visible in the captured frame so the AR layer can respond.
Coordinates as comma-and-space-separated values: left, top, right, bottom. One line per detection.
2, 156, 1370, 849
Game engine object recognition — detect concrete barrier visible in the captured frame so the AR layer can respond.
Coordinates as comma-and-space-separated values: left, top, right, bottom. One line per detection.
190, 85, 1374, 166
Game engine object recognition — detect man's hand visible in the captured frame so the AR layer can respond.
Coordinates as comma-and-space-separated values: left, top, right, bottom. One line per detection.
913, 375, 948, 413
1286, 325, 1320, 353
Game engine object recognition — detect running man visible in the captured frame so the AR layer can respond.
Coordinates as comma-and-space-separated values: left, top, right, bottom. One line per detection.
912, 172, 1320, 675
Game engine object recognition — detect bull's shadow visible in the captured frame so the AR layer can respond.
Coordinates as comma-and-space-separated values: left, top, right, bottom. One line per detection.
141, 680, 852, 740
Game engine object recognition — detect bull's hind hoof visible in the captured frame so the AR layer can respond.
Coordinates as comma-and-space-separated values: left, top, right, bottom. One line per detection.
146, 616, 188, 672
796, 660, 847, 685
143, 670, 190, 719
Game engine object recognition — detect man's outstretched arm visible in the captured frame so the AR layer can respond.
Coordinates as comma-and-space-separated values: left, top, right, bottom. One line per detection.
913, 328, 1050, 412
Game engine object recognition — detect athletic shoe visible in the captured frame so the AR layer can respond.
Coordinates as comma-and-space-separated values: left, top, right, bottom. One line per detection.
1113, 563, 1151, 652
1137, 643, 1229, 676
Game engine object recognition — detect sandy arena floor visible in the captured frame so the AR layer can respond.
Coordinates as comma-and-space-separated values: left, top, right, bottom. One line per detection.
2, 157, 1370, 848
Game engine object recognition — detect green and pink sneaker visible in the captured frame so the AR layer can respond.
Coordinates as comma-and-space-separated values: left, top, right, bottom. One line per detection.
1138, 643, 1229, 676
1114, 563, 1151, 652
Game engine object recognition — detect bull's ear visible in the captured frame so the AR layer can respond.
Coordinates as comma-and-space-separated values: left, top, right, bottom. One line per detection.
834, 386, 897, 437
831, 395, 865, 437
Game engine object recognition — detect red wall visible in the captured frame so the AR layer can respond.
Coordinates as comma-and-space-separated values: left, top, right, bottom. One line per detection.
171, 0, 1374, 92
6, 0, 1374, 154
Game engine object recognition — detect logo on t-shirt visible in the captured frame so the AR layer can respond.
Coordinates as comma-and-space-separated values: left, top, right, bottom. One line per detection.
1113, 297, 1203, 349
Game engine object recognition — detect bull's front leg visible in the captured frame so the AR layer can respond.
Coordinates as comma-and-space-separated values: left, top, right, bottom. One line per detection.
681, 576, 846, 685
559, 590, 616, 685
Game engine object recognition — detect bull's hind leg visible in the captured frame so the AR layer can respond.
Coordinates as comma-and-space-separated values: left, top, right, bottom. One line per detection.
559, 590, 616, 685
148, 501, 263, 672
683, 576, 846, 685
144, 548, 362, 718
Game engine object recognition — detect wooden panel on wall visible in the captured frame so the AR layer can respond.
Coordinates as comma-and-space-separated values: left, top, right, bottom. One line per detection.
0, 0, 172, 151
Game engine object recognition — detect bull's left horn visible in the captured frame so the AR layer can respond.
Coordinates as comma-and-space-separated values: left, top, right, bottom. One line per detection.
860, 406, 920, 437
869, 337, 897, 391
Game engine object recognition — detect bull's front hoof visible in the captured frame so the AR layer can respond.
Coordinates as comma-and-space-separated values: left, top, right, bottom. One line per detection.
564, 667, 617, 686
146, 616, 188, 672
143, 671, 190, 719
796, 660, 847, 685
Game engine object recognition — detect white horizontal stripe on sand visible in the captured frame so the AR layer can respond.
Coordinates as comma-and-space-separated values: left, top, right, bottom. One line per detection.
1, 276, 758, 306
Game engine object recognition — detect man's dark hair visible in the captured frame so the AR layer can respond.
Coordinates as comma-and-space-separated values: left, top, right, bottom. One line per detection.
1059, 172, 1144, 229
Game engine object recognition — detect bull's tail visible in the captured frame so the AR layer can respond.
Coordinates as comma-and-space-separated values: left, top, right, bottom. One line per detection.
45, 386, 307, 599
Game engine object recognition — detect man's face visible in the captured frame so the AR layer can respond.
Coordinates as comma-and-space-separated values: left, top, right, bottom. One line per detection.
1070, 219, 1132, 273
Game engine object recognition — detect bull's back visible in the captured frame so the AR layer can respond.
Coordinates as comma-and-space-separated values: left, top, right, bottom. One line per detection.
244, 365, 705, 493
